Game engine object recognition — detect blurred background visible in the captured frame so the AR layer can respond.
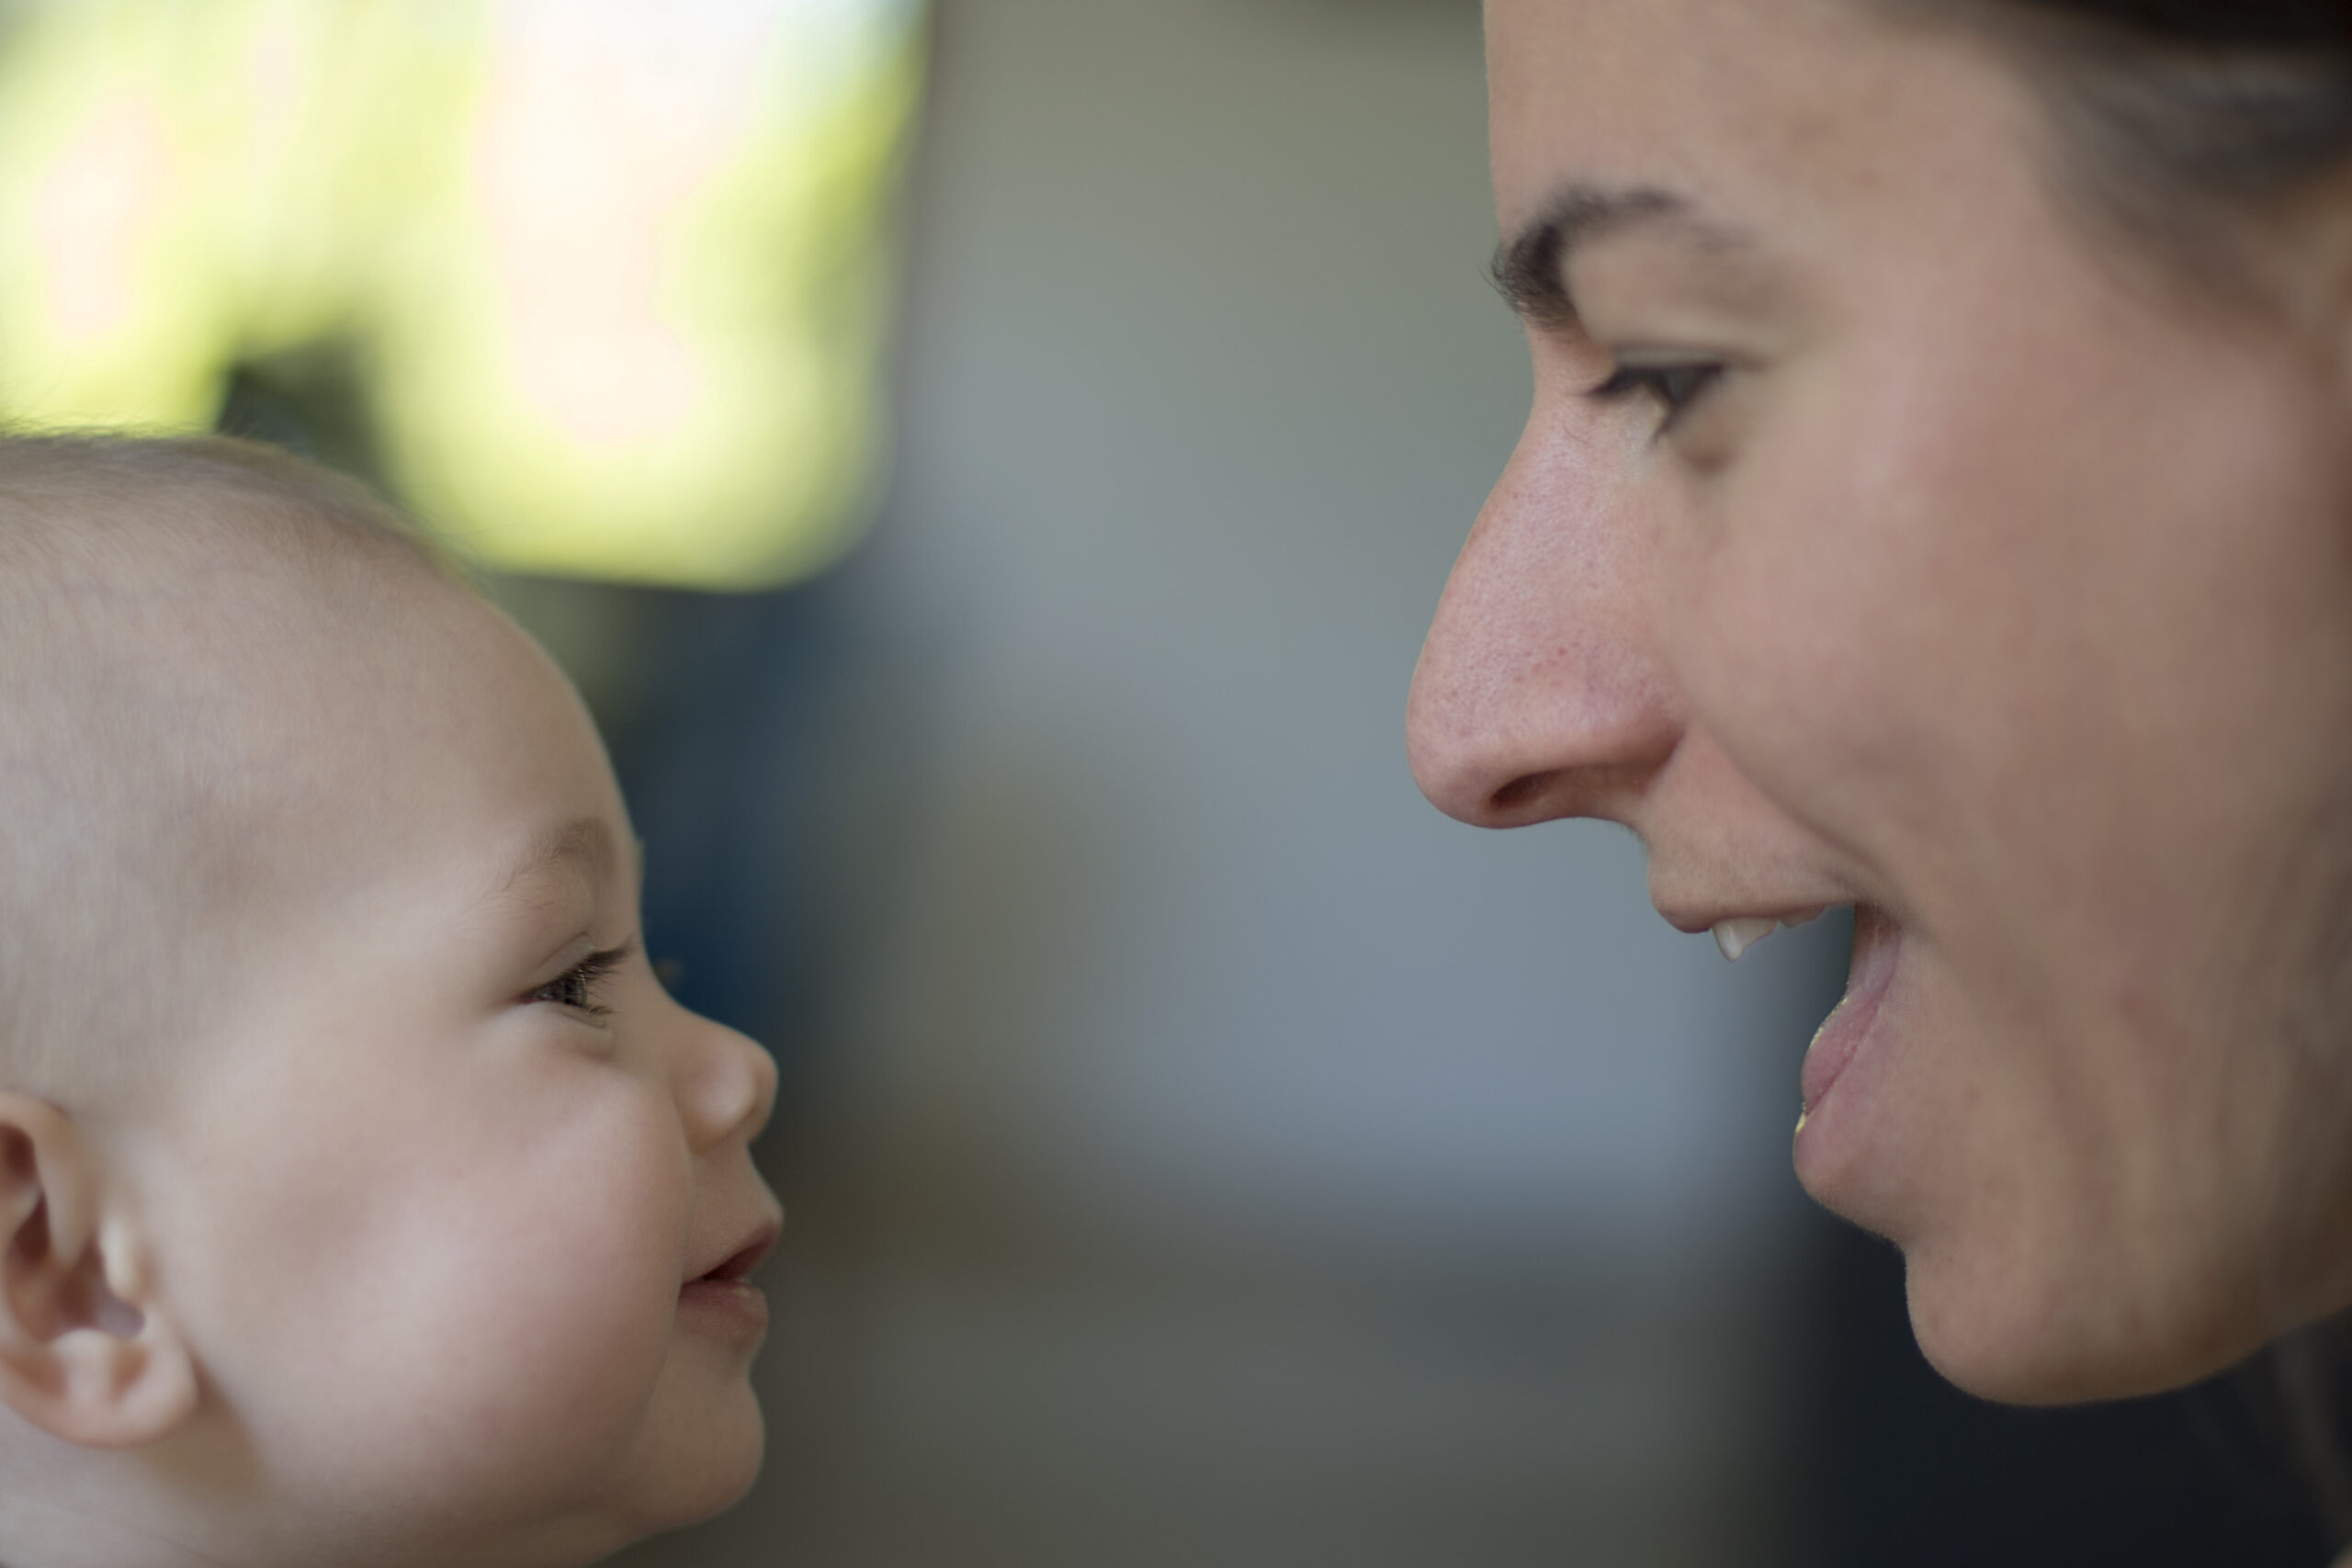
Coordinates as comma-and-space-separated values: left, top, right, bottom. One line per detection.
0, 1, 2339, 1563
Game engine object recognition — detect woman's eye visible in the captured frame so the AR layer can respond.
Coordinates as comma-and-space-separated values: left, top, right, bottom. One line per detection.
1587, 359, 1725, 434
523, 945, 629, 1018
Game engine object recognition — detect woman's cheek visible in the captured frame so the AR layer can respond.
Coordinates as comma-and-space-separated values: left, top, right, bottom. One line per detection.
1673, 517, 1894, 814
1675, 383, 1987, 851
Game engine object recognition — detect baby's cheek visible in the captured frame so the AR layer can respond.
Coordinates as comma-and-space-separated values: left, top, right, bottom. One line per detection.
158, 1061, 696, 1532
356, 1095, 694, 1506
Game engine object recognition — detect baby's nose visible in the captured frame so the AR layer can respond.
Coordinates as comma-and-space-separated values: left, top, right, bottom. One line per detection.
677, 1014, 778, 1152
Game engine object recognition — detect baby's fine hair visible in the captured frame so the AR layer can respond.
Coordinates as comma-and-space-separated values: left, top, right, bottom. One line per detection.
0, 433, 453, 1104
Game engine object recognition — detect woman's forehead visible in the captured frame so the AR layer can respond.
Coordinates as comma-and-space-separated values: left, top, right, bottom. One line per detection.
1482, 0, 2033, 242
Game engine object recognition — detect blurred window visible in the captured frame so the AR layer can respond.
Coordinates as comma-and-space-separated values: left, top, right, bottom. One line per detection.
0, 0, 923, 589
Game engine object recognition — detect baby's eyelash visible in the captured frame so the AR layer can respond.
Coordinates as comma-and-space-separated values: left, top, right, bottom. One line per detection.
525, 943, 633, 1017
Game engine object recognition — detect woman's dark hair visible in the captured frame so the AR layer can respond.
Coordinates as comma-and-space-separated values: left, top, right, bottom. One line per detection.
2001, 0, 2346, 43
1915, 0, 2352, 282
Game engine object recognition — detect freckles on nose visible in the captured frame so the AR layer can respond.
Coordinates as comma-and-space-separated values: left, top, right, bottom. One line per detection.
1408, 384, 1684, 826
1410, 525, 1674, 825
1410, 617, 1676, 826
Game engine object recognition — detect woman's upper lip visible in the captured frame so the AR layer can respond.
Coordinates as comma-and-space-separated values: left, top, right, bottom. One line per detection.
1660, 900, 1841, 936
686, 1215, 783, 1285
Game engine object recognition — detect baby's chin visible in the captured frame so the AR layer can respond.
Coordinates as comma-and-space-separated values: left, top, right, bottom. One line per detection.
603, 1356, 769, 1537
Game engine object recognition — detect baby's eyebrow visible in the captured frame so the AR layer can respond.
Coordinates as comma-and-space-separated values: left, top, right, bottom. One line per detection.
481, 816, 624, 908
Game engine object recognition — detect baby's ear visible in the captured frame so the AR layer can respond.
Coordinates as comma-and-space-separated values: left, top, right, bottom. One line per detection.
0, 1094, 196, 1448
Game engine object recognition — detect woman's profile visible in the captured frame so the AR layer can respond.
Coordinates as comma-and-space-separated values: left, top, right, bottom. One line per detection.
1407, 0, 2352, 1521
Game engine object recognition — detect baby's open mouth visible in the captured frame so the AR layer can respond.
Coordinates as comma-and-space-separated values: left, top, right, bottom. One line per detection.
687, 1224, 781, 1289
678, 1221, 782, 1341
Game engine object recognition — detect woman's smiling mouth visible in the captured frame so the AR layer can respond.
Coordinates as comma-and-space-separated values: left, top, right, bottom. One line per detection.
1710, 905, 1832, 962
1699, 900, 1898, 1141
1796, 906, 1902, 1136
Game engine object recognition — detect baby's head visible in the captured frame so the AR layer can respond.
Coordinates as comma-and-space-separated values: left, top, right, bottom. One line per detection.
0, 434, 780, 1566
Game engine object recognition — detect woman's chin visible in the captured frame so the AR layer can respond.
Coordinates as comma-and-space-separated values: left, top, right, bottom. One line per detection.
1900, 1239, 2257, 1407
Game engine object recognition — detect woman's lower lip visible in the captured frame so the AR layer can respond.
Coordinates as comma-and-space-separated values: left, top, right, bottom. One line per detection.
1797, 906, 1902, 1122
678, 1277, 770, 1342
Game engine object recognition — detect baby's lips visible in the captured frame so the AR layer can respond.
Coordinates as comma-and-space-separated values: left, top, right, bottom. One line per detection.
685, 1213, 783, 1286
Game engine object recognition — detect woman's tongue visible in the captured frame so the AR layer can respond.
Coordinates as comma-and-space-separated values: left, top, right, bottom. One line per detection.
1802, 907, 1902, 1112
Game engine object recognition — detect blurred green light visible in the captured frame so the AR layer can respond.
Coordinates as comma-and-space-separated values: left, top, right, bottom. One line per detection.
0, 0, 922, 589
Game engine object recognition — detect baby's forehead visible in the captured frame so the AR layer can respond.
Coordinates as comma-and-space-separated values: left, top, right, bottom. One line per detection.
11, 508, 473, 777
6, 461, 455, 694
0, 436, 503, 1102
20, 502, 492, 870
12, 477, 431, 614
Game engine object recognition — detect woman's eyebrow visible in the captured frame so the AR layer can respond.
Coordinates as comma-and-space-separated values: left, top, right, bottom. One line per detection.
1490, 183, 1757, 330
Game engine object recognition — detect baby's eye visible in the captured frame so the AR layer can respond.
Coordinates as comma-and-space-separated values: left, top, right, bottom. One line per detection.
523, 945, 630, 1018
1587, 358, 1725, 434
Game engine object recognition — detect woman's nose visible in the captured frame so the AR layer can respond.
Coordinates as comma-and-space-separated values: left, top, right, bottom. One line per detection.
1406, 416, 1680, 829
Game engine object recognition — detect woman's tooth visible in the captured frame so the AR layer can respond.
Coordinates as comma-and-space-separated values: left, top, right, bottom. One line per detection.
1713, 916, 1780, 962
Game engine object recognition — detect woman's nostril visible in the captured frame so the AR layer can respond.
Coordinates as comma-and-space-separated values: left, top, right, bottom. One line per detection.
1489, 773, 1553, 817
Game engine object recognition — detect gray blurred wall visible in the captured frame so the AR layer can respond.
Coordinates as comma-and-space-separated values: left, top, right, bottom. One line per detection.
615, 0, 1848, 1562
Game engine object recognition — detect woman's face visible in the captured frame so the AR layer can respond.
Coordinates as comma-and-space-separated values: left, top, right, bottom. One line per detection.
1410, 0, 2352, 1403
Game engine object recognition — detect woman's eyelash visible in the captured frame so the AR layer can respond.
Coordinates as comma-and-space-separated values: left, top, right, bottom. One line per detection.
525, 944, 632, 1018
1587, 360, 1724, 431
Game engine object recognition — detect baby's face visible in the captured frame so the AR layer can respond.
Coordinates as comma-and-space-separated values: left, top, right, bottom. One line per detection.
111, 576, 779, 1564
